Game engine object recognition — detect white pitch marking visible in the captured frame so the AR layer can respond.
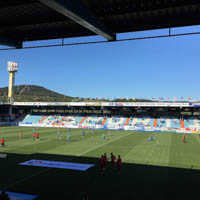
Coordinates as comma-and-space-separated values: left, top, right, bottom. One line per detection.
3, 132, 132, 189
76, 132, 132, 157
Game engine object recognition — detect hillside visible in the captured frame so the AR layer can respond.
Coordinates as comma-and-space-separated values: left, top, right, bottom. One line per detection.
0, 85, 154, 103
0, 85, 75, 102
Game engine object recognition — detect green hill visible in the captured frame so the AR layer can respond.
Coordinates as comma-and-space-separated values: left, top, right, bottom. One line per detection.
0, 85, 153, 103
0, 85, 75, 102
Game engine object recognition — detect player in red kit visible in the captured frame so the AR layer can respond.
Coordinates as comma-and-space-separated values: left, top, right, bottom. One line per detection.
99, 155, 104, 174
36, 133, 40, 141
182, 135, 185, 143
33, 132, 36, 140
103, 153, 107, 170
111, 152, 116, 168
18, 130, 22, 139
117, 155, 122, 172
1, 137, 5, 148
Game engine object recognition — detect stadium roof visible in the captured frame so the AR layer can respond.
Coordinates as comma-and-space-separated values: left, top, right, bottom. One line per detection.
1, 0, 200, 49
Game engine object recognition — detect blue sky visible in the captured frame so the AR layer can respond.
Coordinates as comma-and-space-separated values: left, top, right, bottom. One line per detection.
0, 26, 200, 100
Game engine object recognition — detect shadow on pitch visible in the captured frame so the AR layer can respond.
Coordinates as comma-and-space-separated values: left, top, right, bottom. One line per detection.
0, 152, 199, 200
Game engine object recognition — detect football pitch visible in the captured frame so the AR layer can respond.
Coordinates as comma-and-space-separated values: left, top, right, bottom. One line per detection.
0, 127, 200, 199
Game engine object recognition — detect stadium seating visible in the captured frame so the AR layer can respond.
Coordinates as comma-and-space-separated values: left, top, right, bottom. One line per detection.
22, 115, 44, 123
130, 117, 154, 127
0, 116, 10, 122
82, 116, 104, 126
19, 114, 200, 133
106, 117, 126, 126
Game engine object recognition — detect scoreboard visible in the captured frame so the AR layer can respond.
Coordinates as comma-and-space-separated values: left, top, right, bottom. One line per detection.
7, 61, 18, 72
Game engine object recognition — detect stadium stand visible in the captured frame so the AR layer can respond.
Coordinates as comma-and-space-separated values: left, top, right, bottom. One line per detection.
19, 114, 200, 133
23, 115, 43, 124
0, 113, 23, 126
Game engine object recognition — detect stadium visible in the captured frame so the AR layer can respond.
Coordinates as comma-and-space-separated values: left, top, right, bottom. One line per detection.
1, 1, 200, 200
2, 101, 200, 134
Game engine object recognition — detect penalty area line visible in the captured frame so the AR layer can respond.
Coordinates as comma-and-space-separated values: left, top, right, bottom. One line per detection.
3, 132, 132, 190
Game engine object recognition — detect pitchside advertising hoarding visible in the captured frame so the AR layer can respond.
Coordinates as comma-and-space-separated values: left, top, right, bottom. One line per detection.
18, 122, 199, 133
114, 102, 190, 107
189, 102, 200, 107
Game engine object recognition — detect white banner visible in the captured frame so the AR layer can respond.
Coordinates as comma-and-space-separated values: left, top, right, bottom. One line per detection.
19, 159, 94, 171
0, 190, 37, 200
0, 154, 7, 158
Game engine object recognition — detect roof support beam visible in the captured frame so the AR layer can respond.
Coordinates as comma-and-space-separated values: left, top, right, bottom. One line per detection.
0, 38, 22, 48
38, 0, 116, 41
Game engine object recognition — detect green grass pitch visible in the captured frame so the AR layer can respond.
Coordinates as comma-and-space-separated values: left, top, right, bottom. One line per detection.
0, 126, 200, 199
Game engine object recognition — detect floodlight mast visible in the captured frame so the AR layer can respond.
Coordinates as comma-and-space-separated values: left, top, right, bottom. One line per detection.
7, 61, 18, 103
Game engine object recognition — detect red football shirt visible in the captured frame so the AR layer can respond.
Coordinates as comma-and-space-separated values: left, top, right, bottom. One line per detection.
1, 138, 4, 144
104, 155, 107, 162
111, 155, 115, 162
99, 157, 103, 167
117, 157, 121, 165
